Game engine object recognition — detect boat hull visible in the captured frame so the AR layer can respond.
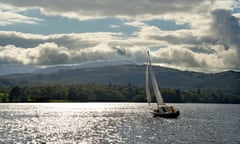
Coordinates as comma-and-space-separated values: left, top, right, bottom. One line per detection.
150, 110, 180, 118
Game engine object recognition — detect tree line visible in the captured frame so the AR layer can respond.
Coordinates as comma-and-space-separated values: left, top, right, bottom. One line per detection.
0, 83, 239, 103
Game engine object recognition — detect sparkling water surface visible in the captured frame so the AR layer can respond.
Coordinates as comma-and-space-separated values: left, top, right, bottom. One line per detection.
0, 103, 239, 144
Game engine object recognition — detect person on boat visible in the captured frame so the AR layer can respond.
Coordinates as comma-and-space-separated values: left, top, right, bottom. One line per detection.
169, 106, 175, 112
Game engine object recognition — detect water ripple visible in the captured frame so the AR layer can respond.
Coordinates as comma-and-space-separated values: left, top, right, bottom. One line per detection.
0, 103, 239, 144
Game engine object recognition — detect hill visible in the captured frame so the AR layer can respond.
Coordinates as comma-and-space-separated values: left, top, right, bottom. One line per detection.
0, 64, 239, 92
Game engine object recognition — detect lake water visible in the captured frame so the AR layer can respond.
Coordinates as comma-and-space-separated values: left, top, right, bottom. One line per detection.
0, 103, 239, 144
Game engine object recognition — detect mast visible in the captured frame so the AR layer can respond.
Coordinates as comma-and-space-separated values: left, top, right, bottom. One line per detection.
147, 50, 165, 106
146, 54, 152, 109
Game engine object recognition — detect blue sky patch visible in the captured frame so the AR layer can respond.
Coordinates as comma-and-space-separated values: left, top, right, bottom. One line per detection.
145, 19, 190, 31
0, 9, 138, 35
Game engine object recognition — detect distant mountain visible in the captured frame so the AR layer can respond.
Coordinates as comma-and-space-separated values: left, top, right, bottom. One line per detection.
0, 60, 136, 76
33, 60, 136, 74
0, 64, 239, 92
0, 65, 39, 76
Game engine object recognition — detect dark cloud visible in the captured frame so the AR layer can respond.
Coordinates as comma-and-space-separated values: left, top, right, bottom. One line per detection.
37, 45, 69, 65
0, 0, 203, 18
112, 46, 127, 56
149, 33, 217, 46
211, 9, 240, 67
152, 47, 207, 68
0, 33, 42, 48
0, 32, 99, 49
211, 9, 240, 48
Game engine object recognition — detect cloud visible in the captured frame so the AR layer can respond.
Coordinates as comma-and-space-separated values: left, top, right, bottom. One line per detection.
0, 0, 239, 72
0, 3, 42, 26
0, 0, 215, 21
0, 32, 135, 65
0, 42, 103, 65
0, 45, 28, 64
0, 11, 42, 26
0, 31, 105, 49
0, 14, 239, 70
151, 45, 227, 71
211, 9, 240, 68
211, 9, 240, 48
126, 7, 240, 71
34, 43, 69, 65
0, 0, 236, 28
0, 0, 200, 13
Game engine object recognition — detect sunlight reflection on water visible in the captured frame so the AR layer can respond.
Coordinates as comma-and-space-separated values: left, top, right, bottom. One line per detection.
0, 103, 239, 143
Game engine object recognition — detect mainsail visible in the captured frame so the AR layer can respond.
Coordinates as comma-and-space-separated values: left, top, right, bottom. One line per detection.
146, 51, 165, 106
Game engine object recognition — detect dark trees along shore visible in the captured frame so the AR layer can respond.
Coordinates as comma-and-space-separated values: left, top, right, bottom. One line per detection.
0, 84, 239, 103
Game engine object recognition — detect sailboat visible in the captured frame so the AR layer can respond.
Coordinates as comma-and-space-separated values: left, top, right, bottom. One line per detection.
146, 50, 180, 118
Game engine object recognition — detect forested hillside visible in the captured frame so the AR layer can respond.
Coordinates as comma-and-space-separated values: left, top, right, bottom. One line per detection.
0, 65, 239, 91
0, 64, 239, 103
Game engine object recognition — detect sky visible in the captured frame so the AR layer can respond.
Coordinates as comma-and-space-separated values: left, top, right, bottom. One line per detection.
0, 0, 240, 72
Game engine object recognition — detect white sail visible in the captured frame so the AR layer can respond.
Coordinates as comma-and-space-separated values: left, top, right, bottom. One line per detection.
145, 57, 152, 107
147, 51, 165, 106
150, 68, 165, 105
